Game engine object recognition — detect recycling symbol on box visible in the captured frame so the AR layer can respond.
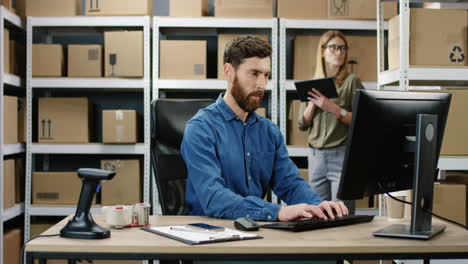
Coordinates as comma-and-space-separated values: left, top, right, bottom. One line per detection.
449, 45, 465, 64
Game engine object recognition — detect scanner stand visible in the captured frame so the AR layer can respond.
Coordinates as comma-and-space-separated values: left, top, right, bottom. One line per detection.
60, 168, 116, 239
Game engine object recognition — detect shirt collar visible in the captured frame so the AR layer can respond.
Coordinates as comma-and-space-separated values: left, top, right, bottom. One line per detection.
216, 93, 260, 124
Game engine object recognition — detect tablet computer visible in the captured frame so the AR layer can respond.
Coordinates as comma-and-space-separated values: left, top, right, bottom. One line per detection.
294, 77, 338, 102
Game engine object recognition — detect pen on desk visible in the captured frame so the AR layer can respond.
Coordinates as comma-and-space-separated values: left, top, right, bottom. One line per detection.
169, 226, 218, 234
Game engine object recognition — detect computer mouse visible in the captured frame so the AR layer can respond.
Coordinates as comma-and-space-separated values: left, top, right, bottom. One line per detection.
234, 217, 260, 231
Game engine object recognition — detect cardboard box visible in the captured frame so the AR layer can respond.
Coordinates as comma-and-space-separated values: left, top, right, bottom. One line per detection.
278, 0, 396, 19
4, 95, 18, 144
3, 229, 21, 264
32, 172, 83, 205
355, 196, 372, 208
104, 31, 143, 77
38, 97, 91, 143
346, 35, 377, 81
24, 0, 80, 16
214, 0, 273, 18
30, 222, 54, 237
3, 159, 16, 210
328, 0, 397, 20
17, 97, 26, 143
160, 40, 206, 79
293, 35, 321, 80
255, 107, 267, 118
86, 0, 152, 16
3, 28, 9, 74
217, 34, 269, 79
389, 9, 468, 70
32, 44, 63, 77
170, 0, 208, 17
298, 168, 309, 182
68, 44, 102, 77
1, 0, 13, 10
287, 100, 309, 146
9, 40, 26, 77
14, 158, 24, 204
102, 110, 138, 144
100, 160, 141, 205
441, 172, 468, 225
433, 183, 466, 226
293, 35, 377, 81
278, 0, 328, 19
440, 89, 468, 155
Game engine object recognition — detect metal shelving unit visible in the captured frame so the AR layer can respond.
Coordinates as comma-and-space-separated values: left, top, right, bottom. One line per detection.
377, 0, 468, 170
25, 16, 151, 240
31, 143, 146, 154
279, 18, 387, 154
29, 205, 102, 216
0, 6, 25, 264
152, 16, 279, 214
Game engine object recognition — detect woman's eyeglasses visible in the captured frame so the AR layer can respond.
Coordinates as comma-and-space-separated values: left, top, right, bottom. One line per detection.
323, 44, 349, 53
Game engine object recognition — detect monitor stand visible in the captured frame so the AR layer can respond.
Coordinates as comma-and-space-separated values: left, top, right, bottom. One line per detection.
373, 114, 446, 240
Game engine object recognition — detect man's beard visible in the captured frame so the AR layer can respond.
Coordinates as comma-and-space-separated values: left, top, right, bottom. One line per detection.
231, 75, 264, 113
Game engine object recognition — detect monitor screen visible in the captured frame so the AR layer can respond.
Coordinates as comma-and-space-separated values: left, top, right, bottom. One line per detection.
337, 90, 451, 200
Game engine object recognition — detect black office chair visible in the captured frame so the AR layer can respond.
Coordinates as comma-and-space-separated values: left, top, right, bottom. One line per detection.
151, 98, 214, 215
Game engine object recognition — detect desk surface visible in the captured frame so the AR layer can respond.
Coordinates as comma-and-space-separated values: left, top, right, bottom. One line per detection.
26, 215, 468, 260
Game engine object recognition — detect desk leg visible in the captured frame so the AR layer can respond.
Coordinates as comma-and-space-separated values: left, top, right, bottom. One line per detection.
424, 259, 430, 264
39, 260, 46, 264
67, 260, 77, 264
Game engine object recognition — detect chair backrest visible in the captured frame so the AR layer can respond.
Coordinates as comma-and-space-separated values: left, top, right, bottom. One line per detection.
151, 98, 214, 215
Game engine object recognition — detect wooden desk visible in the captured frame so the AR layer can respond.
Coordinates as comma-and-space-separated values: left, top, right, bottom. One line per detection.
25, 215, 468, 263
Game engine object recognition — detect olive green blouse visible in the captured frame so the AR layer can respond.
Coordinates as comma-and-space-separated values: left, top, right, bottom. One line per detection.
297, 73, 364, 149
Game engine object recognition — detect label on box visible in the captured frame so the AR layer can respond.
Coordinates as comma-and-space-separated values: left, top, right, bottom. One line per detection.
36, 192, 59, 201
448, 44, 465, 64
194, 64, 205, 76
39, 118, 54, 140
88, 48, 99, 61
329, 0, 349, 17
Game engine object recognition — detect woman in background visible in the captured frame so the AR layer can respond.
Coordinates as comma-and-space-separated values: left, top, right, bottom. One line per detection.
297, 30, 364, 210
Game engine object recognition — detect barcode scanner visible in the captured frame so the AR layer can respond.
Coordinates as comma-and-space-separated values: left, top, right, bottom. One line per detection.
60, 168, 116, 239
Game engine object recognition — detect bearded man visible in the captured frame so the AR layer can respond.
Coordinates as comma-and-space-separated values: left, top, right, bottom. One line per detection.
181, 35, 348, 222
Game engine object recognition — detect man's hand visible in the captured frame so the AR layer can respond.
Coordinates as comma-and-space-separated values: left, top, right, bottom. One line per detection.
277, 201, 349, 222
318, 201, 349, 219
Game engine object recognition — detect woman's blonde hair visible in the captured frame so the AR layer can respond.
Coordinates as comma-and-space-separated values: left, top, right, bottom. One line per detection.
313, 30, 349, 87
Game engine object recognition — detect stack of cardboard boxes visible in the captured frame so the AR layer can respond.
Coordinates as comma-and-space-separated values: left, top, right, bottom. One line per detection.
36, 98, 139, 144
8, 0, 151, 17
32, 30, 143, 78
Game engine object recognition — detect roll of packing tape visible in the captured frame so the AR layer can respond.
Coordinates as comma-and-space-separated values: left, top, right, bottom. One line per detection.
103, 205, 133, 228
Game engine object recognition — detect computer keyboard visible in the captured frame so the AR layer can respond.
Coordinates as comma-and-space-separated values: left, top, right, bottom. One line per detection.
261, 215, 374, 232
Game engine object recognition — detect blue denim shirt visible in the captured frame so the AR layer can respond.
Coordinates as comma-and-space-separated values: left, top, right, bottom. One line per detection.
181, 94, 322, 221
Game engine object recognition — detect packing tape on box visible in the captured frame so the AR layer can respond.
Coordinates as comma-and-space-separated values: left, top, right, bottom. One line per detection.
115, 110, 124, 120
115, 125, 125, 142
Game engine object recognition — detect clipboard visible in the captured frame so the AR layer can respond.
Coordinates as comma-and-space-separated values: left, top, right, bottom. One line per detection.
294, 77, 339, 102
141, 225, 263, 245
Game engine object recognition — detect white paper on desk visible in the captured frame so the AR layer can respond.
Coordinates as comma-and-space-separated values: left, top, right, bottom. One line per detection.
148, 225, 260, 244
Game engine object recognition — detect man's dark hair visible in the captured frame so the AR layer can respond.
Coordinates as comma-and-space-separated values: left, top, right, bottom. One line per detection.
223, 35, 272, 70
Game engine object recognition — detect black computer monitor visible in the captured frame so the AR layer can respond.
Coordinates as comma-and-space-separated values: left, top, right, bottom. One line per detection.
337, 90, 451, 240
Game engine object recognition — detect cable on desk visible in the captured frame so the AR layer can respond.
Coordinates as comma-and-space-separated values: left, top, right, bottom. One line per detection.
378, 182, 468, 230
21, 234, 60, 264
